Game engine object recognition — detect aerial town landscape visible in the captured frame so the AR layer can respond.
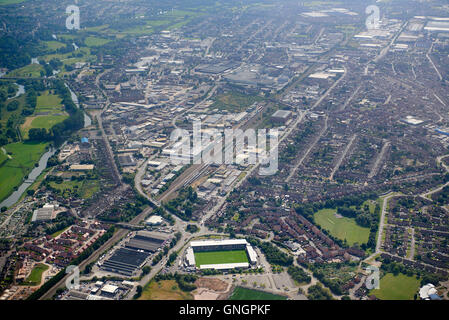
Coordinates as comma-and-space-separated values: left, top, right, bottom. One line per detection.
0, 0, 449, 307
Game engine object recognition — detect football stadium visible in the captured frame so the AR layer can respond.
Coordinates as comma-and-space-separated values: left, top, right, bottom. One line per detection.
185, 239, 258, 270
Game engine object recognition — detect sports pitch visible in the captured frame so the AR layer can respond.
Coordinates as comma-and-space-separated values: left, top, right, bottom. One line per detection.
194, 249, 249, 267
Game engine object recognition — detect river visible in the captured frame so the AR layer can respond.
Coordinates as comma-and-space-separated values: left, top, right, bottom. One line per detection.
66, 83, 92, 127
0, 83, 91, 209
0, 148, 56, 208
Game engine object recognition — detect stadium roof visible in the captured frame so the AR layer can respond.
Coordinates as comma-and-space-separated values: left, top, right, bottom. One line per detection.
199, 262, 249, 270
246, 245, 258, 263
190, 239, 248, 247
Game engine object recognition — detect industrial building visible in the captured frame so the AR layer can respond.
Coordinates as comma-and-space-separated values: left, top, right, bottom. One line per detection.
271, 110, 292, 124
100, 231, 170, 276
31, 204, 56, 222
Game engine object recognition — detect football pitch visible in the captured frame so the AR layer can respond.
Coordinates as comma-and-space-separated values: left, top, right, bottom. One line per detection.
194, 250, 249, 267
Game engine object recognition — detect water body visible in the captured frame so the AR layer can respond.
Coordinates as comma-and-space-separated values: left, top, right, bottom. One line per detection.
0, 84, 91, 209
0, 148, 56, 208
66, 84, 92, 127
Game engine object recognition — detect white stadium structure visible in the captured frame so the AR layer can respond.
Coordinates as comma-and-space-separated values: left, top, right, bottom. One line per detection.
185, 239, 258, 270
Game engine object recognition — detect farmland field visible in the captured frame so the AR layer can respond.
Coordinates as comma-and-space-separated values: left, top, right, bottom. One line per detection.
194, 249, 249, 267
229, 287, 287, 300
370, 273, 420, 300
314, 208, 370, 246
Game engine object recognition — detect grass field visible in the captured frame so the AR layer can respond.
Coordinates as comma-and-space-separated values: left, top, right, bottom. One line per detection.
6, 64, 44, 78
194, 250, 249, 267
370, 273, 420, 300
229, 287, 287, 300
43, 41, 66, 51
35, 91, 63, 113
212, 92, 264, 113
84, 36, 111, 47
0, 0, 27, 5
20, 91, 67, 139
51, 226, 70, 238
314, 208, 370, 245
49, 179, 100, 199
139, 280, 193, 300
0, 142, 48, 202
22, 263, 49, 286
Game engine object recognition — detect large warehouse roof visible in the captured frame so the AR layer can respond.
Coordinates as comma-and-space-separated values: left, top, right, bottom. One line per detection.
190, 239, 248, 247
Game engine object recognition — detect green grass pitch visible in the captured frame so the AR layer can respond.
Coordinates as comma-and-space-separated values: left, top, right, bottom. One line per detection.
194, 249, 249, 267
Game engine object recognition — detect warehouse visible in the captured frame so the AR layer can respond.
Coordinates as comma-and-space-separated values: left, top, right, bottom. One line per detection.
101, 248, 149, 277
271, 110, 292, 124
125, 231, 170, 253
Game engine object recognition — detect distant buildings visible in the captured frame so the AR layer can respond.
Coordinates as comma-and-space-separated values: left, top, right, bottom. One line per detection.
271, 110, 292, 124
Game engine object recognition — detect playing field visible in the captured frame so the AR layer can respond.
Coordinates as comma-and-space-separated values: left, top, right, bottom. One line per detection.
194, 250, 249, 267
20, 91, 68, 139
229, 287, 287, 300
314, 208, 370, 245
370, 273, 420, 300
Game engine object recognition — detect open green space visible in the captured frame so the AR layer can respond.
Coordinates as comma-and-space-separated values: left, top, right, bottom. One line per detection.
0, 0, 27, 5
314, 208, 370, 246
84, 36, 111, 47
48, 178, 100, 200
43, 41, 66, 51
20, 90, 67, 139
35, 91, 63, 113
370, 273, 420, 300
194, 249, 249, 267
229, 286, 287, 300
51, 226, 70, 238
139, 280, 193, 300
6, 64, 44, 78
0, 142, 48, 202
211, 92, 264, 113
22, 263, 49, 286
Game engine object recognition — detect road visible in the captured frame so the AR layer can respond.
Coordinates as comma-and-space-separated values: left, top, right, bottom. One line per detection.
368, 140, 390, 179
286, 115, 328, 183
329, 134, 356, 181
